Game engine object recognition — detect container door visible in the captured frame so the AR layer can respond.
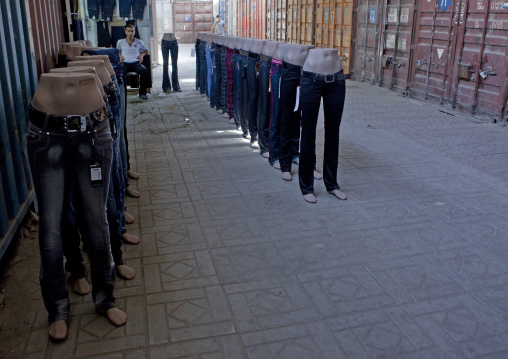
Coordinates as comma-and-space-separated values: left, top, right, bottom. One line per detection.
287, 0, 299, 43
300, 0, 316, 44
239, 0, 249, 37
195, 2, 214, 37
173, 2, 194, 43
268, 0, 288, 41
315, 0, 354, 74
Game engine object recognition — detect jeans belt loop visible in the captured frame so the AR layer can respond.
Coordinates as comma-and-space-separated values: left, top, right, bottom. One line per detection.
64, 115, 88, 132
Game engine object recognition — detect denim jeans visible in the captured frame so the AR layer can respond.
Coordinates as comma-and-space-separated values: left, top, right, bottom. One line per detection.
123, 62, 150, 96
101, 0, 116, 19
195, 39, 200, 90
269, 59, 283, 164
225, 48, 235, 119
210, 45, 217, 108
161, 39, 180, 91
279, 61, 302, 173
240, 54, 249, 136
299, 71, 346, 195
246, 54, 260, 143
233, 52, 244, 131
220, 47, 227, 112
206, 45, 213, 98
117, 77, 130, 192
119, 0, 132, 17
88, 0, 100, 18
97, 21, 112, 47
131, 0, 147, 19
257, 56, 271, 155
200, 42, 208, 96
215, 45, 223, 111
72, 19, 84, 41
27, 109, 116, 323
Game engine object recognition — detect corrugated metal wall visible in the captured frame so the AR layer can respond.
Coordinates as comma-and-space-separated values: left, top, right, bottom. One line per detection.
173, 1, 213, 43
0, 0, 39, 260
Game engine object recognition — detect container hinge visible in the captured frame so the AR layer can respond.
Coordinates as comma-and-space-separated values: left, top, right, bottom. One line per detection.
416, 59, 426, 66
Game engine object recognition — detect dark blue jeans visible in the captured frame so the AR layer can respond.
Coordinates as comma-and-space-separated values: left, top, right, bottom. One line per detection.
233, 52, 244, 131
132, 0, 147, 19
195, 39, 200, 90
269, 59, 283, 164
88, 0, 100, 18
206, 45, 212, 97
215, 45, 223, 111
247, 53, 259, 143
200, 42, 208, 96
27, 111, 116, 323
279, 61, 302, 173
210, 46, 217, 108
161, 39, 180, 91
119, 0, 132, 17
123, 61, 149, 95
101, 0, 116, 19
241, 54, 249, 136
299, 71, 346, 195
257, 57, 271, 155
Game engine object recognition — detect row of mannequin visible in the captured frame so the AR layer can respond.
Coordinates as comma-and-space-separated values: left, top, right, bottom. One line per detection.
28, 41, 141, 340
195, 33, 348, 204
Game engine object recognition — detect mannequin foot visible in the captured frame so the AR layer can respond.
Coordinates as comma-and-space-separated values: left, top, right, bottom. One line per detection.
72, 277, 90, 296
139, 94, 148, 100
48, 320, 67, 340
105, 308, 127, 327
250, 141, 259, 149
303, 194, 317, 203
273, 162, 281, 170
229, 118, 235, 124
173, 88, 182, 92
126, 187, 140, 198
282, 172, 292, 181
127, 170, 139, 180
201, 93, 207, 97
292, 158, 299, 165
116, 265, 136, 280
218, 109, 224, 114
328, 189, 348, 200
223, 113, 229, 118
122, 232, 140, 245
262, 152, 269, 159
314, 170, 323, 180
124, 211, 135, 224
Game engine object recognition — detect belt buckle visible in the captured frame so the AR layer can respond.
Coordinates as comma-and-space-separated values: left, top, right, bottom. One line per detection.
65, 115, 87, 132
325, 74, 335, 83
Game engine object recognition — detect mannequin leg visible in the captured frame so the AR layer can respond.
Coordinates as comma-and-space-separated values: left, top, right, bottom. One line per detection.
161, 40, 171, 92
170, 40, 181, 91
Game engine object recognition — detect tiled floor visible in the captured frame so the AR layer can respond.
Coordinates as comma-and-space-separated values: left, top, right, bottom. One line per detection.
1, 44, 508, 358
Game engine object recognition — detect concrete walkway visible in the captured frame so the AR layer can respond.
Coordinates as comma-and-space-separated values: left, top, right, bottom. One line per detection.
1, 44, 508, 358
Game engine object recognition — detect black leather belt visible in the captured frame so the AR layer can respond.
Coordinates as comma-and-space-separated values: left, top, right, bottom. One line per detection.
301, 70, 345, 83
259, 54, 271, 62
104, 81, 119, 106
248, 51, 259, 59
239, 50, 249, 57
28, 104, 108, 133
234, 49, 240, 54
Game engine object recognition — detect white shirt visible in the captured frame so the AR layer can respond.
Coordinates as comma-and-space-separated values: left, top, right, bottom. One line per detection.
117, 38, 147, 63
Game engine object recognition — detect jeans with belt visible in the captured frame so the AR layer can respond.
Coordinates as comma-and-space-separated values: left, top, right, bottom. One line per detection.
279, 61, 302, 173
247, 53, 260, 143
215, 45, 223, 111
220, 47, 227, 112
225, 48, 235, 120
269, 59, 283, 164
161, 39, 180, 92
131, 0, 147, 19
233, 52, 245, 132
299, 70, 346, 195
88, 0, 100, 18
257, 56, 271, 155
101, 0, 116, 19
195, 39, 200, 91
27, 107, 116, 323
206, 44, 212, 97
118, 0, 132, 17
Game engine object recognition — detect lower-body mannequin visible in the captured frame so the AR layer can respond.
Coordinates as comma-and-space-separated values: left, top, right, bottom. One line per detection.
206, 45, 212, 98
210, 44, 217, 108
279, 61, 302, 177
220, 47, 227, 114
225, 48, 235, 122
215, 45, 223, 111
122, 61, 150, 97
200, 43, 208, 97
195, 39, 200, 91
257, 57, 271, 156
161, 39, 181, 92
240, 55, 250, 138
299, 70, 347, 201
269, 60, 283, 167
246, 54, 259, 145
233, 52, 244, 133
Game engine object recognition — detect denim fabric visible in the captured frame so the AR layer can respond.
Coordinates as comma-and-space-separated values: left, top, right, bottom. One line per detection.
101, 0, 116, 19
279, 61, 302, 173
72, 19, 84, 41
200, 42, 208, 96
257, 57, 271, 155
220, 47, 227, 112
247, 54, 259, 143
299, 71, 346, 195
225, 48, 235, 119
206, 45, 213, 97
195, 39, 200, 90
97, 21, 112, 47
62, 183, 86, 280
82, 48, 124, 80
111, 26, 126, 48
161, 39, 180, 91
117, 77, 129, 191
215, 45, 223, 111
88, 0, 100, 18
233, 53, 245, 131
132, 0, 147, 19
269, 59, 282, 164
240, 54, 250, 136
123, 62, 149, 95
119, 0, 132, 17
27, 112, 116, 323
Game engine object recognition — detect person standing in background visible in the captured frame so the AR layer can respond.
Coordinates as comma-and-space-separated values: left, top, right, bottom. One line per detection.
211, 15, 228, 36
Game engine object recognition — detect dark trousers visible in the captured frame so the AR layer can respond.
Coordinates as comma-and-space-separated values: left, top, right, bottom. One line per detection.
111, 27, 125, 48
226, 48, 235, 119
195, 39, 201, 90
215, 45, 223, 111
220, 47, 227, 112
247, 54, 259, 143
132, 0, 147, 19
299, 71, 346, 195
233, 53, 244, 130
279, 61, 302, 173
123, 62, 149, 95
88, 0, 100, 18
257, 57, 271, 154
161, 39, 180, 91
101, 0, 116, 19
97, 21, 112, 48
72, 19, 84, 41
119, 0, 132, 17
269, 60, 283, 164
240, 54, 250, 136
200, 42, 208, 96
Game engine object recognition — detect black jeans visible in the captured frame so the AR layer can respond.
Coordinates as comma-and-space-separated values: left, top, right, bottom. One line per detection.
299, 71, 346, 195
132, 0, 147, 19
101, 0, 116, 19
279, 61, 302, 173
97, 21, 112, 47
215, 45, 223, 110
88, 0, 100, 18
200, 42, 208, 96
195, 39, 201, 90
247, 53, 259, 143
123, 62, 149, 95
72, 19, 84, 41
233, 52, 245, 132
119, 0, 132, 17
257, 56, 271, 154
161, 39, 180, 91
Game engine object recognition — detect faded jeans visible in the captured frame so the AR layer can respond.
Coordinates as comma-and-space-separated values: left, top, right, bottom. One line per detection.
161, 39, 180, 91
